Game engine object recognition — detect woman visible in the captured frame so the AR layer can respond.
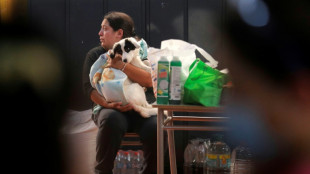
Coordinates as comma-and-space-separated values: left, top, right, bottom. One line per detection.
82, 11, 157, 174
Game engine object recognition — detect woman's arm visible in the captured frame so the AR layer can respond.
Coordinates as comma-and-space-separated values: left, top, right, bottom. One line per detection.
90, 89, 133, 112
107, 54, 153, 87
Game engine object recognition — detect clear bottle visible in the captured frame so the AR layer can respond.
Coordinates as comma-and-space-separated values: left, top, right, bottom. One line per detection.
184, 139, 195, 174
184, 139, 201, 174
132, 150, 143, 174
137, 150, 144, 172
157, 56, 169, 104
169, 56, 182, 104
113, 150, 124, 174
194, 139, 205, 174
132, 151, 142, 174
121, 151, 128, 174
194, 138, 211, 174
125, 150, 134, 174
231, 145, 253, 174
204, 135, 231, 174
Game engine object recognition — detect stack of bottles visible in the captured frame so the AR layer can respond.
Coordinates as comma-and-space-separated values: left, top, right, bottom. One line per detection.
184, 138, 211, 174
113, 150, 144, 174
184, 136, 255, 174
204, 135, 231, 174
230, 145, 254, 174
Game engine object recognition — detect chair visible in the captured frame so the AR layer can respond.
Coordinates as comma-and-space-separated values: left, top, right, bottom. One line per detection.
121, 133, 142, 146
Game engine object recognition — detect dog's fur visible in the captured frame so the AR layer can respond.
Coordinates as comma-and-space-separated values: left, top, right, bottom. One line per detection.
110, 37, 157, 117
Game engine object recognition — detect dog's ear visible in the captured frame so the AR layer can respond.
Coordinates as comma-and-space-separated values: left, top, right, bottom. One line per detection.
109, 44, 116, 58
128, 37, 140, 48
110, 44, 122, 59
124, 38, 140, 53
110, 51, 115, 58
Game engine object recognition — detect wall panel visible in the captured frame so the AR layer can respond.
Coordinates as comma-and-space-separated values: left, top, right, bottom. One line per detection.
67, 0, 104, 109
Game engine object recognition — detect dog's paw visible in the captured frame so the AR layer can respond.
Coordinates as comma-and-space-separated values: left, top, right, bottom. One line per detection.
132, 104, 152, 118
139, 110, 151, 118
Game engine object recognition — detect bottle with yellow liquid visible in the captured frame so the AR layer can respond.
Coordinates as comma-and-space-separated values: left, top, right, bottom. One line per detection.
204, 134, 231, 174
157, 56, 169, 104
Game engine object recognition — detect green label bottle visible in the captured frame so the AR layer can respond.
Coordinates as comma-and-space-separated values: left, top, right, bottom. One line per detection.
169, 56, 182, 104
157, 56, 169, 104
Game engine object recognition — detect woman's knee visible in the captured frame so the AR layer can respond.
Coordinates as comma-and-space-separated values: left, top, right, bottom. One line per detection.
97, 109, 128, 131
139, 116, 157, 141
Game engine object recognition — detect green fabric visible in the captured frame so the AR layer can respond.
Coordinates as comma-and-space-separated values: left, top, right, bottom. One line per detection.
183, 58, 228, 107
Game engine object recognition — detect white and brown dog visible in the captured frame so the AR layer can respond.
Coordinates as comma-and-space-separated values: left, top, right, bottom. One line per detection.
110, 37, 157, 118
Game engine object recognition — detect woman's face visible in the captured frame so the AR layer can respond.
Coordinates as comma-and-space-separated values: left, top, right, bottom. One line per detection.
98, 19, 121, 50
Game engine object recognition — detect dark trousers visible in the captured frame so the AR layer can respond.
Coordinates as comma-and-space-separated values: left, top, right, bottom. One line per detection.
93, 109, 157, 174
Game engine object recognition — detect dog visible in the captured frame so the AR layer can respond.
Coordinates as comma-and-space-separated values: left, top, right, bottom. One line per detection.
109, 37, 157, 118
110, 37, 151, 73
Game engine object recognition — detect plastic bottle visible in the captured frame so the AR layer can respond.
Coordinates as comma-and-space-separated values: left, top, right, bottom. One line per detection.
184, 138, 201, 174
157, 56, 169, 104
184, 139, 194, 174
121, 151, 128, 174
195, 139, 209, 174
169, 56, 182, 104
125, 150, 134, 174
113, 150, 124, 174
132, 150, 144, 174
132, 151, 138, 174
231, 145, 253, 174
137, 150, 144, 172
204, 135, 231, 174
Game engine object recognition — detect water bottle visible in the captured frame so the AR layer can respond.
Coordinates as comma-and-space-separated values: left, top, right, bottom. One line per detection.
184, 139, 201, 174
132, 151, 138, 174
157, 56, 169, 104
231, 145, 253, 174
121, 151, 128, 174
169, 56, 182, 104
204, 135, 231, 174
137, 150, 144, 172
195, 139, 210, 174
184, 139, 195, 174
125, 150, 135, 174
132, 150, 144, 174
113, 150, 124, 174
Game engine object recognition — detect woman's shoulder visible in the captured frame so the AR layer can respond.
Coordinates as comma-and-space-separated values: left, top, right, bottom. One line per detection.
87, 46, 106, 56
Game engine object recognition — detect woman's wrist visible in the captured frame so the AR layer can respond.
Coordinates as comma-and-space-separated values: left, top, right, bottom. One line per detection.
121, 63, 127, 71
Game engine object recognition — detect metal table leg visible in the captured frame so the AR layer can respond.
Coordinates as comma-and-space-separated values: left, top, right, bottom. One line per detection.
157, 108, 164, 174
167, 111, 177, 174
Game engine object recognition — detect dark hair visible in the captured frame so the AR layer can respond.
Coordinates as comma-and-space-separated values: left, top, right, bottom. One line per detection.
104, 11, 136, 38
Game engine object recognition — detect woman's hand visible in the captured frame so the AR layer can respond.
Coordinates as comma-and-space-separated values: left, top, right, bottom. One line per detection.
106, 50, 153, 87
90, 89, 133, 112
105, 102, 133, 112
106, 53, 125, 70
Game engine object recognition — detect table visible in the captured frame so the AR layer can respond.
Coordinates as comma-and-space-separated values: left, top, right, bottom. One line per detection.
153, 104, 229, 174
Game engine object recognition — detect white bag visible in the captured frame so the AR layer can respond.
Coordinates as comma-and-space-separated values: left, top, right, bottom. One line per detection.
148, 39, 218, 98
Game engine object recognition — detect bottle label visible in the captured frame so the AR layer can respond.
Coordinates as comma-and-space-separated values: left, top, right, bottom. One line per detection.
207, 154, 231, 168
169, 66, 181, 101
157, 62, 169, 104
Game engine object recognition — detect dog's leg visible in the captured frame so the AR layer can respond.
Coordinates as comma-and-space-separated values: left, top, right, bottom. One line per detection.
130, 57, 152, 73
131, 104, 157, 118
124, 83, 149, 107
124, 83, 159, 117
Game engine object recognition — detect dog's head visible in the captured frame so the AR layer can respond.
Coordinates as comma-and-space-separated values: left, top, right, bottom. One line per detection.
110, 37, 140, 63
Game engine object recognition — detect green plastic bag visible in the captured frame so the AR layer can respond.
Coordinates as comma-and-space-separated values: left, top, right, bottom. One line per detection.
183, 58, 228, 107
